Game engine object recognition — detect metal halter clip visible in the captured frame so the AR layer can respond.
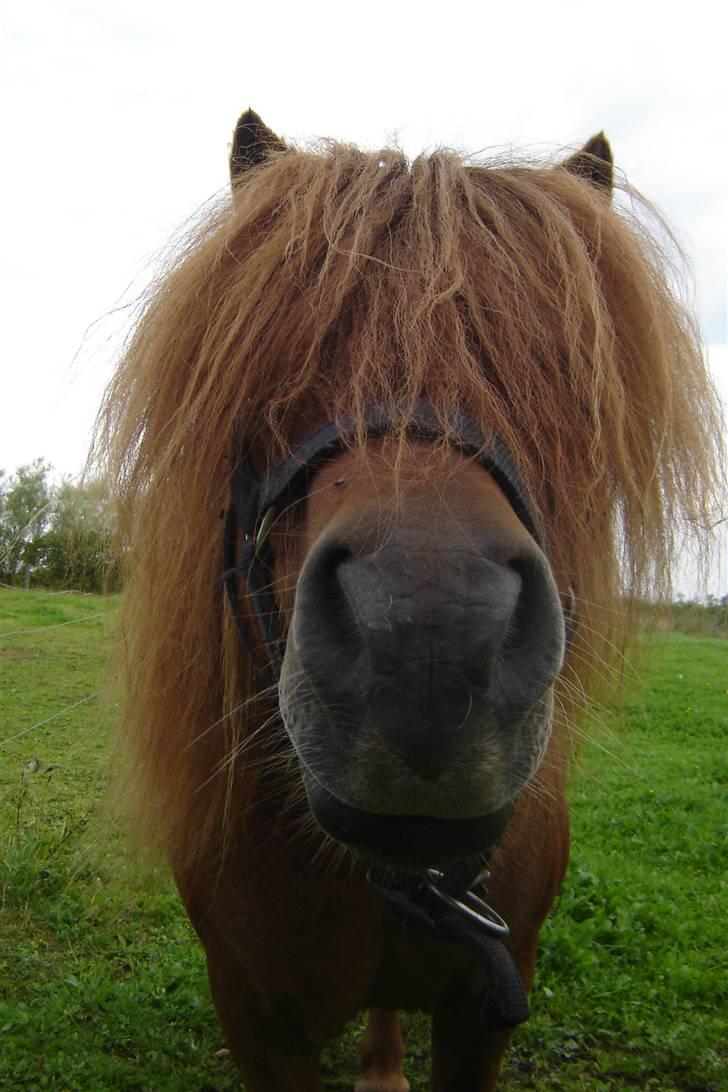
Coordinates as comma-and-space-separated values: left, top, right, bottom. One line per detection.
422, 869, 510, 938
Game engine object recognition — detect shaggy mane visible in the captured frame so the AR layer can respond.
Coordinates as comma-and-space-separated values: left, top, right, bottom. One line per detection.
96, 140, 722, 870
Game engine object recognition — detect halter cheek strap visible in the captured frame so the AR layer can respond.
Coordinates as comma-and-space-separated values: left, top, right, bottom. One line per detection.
223, 401, 550, 676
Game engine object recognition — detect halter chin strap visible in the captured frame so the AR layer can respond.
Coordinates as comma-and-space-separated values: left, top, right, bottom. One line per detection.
223, 401, 550, 676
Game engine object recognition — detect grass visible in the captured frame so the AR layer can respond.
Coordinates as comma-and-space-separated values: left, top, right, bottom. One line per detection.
1, 588, 726, 1090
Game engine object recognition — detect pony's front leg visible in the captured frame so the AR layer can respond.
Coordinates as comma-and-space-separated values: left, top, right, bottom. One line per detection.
430, 998, 513, 1092
356, 1008, 410, 1092
206, 951, 321, 1092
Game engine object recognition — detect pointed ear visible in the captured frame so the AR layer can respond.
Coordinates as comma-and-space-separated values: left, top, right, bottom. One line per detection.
562, 132, 613, 196
230, 109, 286, 183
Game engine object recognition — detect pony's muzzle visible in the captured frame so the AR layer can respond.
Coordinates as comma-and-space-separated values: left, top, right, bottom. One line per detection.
281, 520, 564, 838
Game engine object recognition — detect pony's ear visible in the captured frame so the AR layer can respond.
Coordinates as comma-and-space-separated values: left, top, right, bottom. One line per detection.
562, 132, 613, 196
230, 109, 285, 183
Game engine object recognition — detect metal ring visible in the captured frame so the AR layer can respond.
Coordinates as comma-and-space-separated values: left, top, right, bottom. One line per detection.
423, 870, 510, 938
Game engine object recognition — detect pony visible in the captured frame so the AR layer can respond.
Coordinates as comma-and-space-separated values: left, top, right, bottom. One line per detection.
97, 109, 720, 1090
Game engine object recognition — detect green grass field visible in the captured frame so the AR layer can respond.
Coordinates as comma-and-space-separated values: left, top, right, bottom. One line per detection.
1, 588, 726, 1090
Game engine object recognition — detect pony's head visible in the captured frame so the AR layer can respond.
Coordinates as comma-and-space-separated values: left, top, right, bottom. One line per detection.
98, 111, 721, 872
230, 406, 567, 865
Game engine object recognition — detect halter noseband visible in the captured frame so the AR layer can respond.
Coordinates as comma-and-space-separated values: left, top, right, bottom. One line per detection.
223, 401, 544, 676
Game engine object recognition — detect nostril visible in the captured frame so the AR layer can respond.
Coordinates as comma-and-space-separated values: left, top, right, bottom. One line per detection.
292, 542, 368, 698
296, 543, 356, 637
493, 550, 566, 705
314, 543, 354, 592
505, 554, 536, 582
501, 557, 536, 651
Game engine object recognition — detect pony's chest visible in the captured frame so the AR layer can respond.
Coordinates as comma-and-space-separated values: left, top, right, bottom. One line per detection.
363, 919, 486, 1013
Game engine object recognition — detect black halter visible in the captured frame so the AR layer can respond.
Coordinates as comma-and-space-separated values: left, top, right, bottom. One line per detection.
223, 401, 544, 677
222, 401, 567, 1030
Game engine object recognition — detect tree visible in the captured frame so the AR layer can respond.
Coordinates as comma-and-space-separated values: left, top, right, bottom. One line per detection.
0, 459, 52, 585
0, 463, 120, 592
41, 476, 120, 593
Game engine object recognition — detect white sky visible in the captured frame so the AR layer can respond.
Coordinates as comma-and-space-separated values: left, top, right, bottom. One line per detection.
1, 0, 726, 592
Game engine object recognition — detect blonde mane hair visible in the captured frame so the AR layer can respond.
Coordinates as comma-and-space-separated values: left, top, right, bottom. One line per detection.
96, 140, 721, 870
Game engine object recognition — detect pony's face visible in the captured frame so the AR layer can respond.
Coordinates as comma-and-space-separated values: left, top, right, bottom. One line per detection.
272, 439, 565, 867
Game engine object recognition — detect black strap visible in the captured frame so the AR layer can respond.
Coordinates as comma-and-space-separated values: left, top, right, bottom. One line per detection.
223, 402, 546, 675
254, 403, 541, 545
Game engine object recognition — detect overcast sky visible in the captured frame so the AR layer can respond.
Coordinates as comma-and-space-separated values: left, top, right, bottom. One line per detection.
2, 0, 725, 589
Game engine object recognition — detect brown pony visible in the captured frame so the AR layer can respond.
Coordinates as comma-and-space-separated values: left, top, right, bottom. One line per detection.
97, 110, 720, 1090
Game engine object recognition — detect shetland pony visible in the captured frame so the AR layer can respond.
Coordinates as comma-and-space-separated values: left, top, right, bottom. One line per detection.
98, 110, 720, 1090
